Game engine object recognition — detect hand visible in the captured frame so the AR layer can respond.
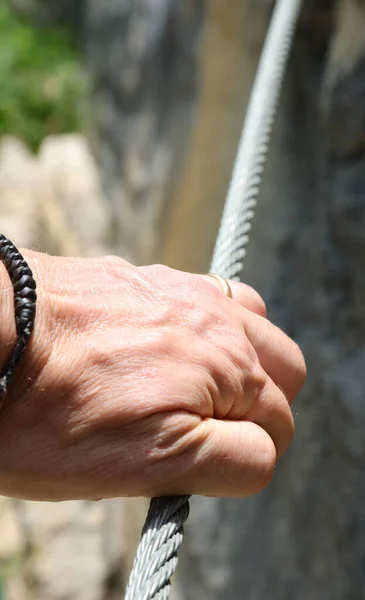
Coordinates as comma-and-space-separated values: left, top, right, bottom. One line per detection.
0, 251, 306, 501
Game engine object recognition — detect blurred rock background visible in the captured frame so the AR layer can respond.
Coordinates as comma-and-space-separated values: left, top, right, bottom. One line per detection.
0, 0, 365, 599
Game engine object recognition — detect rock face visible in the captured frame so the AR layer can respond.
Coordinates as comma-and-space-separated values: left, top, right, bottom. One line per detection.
84, 0, 204, 264
0, 134, 111, 256
13, 0, 204, 263
4, 1, 365, 599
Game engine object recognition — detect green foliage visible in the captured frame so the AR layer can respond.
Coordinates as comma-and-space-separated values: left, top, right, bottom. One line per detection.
0, 0, 86, 151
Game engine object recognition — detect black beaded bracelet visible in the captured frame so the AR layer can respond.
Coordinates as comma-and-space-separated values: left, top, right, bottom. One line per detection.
0, 235, 37, 403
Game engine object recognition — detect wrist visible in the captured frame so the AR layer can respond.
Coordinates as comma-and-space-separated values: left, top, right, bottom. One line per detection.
0, 248, 49, 407
0, 249, 66, 498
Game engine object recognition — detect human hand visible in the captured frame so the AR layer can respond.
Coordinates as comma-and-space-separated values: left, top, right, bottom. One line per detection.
0, 251, 305, 500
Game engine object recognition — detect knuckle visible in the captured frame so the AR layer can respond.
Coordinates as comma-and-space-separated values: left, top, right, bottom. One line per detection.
206, 354, 241, 409
140, 263, 174, 283
103, 254, 128, 268
242, 361, 267, 405
146, 327, 180, 357
140, 263, 164, 276
84, 334, 113, 369
233, 338, 267, 395
187, 306, 218, 336
215, 339, 267, 417
102, 255, 130, 280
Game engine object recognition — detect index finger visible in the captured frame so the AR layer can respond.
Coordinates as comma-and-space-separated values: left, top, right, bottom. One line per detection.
198, 275, 267, 317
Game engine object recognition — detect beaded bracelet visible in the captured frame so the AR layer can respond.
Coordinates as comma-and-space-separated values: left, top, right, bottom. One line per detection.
0, 235, 37, 403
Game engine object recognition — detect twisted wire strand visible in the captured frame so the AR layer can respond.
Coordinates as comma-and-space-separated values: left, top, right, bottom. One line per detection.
125, 1, 303, 597
211, 0, 303, 280
125, 496, 190, 600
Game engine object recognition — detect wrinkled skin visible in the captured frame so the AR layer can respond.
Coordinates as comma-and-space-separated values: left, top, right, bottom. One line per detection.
0, 251, 305, 501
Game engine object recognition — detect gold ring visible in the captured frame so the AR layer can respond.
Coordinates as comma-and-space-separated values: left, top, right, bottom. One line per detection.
206, 274, 233, 298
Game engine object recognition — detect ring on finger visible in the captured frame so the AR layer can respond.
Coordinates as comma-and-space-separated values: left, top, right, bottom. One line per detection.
206, 274, 233, 299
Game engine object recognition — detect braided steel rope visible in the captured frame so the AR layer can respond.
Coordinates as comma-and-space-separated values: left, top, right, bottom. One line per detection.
125, 496, 190, 600
125, 1, 303, 598
211, 0, 303, 279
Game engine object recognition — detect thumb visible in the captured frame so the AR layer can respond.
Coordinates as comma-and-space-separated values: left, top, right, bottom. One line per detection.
183, 419, 276, 497
151, 418, 276, 498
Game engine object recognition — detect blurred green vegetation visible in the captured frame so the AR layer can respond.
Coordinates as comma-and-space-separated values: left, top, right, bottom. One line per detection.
0, 0, 86, 151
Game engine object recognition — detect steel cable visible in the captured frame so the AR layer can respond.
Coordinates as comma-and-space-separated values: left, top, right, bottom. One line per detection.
125, 1, 303, 598
211, 0, 303, 279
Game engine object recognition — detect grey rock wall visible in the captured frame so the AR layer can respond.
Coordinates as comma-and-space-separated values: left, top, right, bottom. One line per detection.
6, 1, 365, 598
84, 0, 204, 263
174, 1, 365, 599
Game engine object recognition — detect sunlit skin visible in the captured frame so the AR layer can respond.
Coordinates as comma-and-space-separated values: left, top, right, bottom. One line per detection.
0, 251, 306, 501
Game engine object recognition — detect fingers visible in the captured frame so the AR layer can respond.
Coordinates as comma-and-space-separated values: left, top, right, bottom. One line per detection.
239, 308, 306, 403
197, 272, 305, 403
189, 420, 277, 497
198, 274, 266, 317
146, 380, 293, 497
206, 363, 294, 459
197, 272, 305, 402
